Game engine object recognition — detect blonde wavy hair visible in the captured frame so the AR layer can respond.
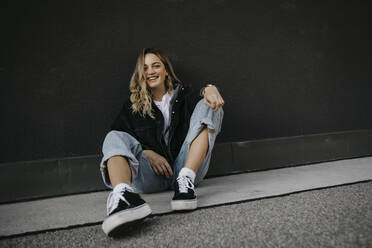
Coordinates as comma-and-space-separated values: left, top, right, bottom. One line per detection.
129, 48, 180, 118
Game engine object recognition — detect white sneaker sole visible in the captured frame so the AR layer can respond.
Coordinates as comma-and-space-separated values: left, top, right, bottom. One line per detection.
102, 203, 152, 235
171, 199, 197, 211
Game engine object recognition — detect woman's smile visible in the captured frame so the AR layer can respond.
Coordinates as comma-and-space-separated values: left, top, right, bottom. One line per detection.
147, 75, 159, 83
144, 53, 168, 90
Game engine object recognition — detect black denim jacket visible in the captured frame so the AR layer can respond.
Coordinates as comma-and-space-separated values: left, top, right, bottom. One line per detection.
111, 82, 202, 165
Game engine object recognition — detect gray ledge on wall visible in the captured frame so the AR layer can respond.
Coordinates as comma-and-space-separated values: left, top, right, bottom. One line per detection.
1, 129, 372, 204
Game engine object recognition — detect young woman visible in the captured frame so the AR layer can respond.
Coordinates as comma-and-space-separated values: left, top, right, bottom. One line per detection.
100, 48, 224, 235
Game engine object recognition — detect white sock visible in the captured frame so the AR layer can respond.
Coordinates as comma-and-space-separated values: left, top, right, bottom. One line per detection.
113, 183, 133, 193
179, 167, 196, 183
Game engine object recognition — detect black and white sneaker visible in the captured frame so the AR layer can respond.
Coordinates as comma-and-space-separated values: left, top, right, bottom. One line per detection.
171, 175, 197, 210
102, 185, 152, 235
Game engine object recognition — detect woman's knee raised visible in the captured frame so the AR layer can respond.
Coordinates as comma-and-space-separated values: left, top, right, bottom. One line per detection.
102, 131, 138, 151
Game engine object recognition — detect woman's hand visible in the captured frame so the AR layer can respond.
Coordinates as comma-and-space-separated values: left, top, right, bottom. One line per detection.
143, 150, 173, 179
203, 85, 225, 111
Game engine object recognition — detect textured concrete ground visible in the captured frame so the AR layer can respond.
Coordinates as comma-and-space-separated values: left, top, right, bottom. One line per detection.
1, 181, 371, 248
2, 156, 371, 237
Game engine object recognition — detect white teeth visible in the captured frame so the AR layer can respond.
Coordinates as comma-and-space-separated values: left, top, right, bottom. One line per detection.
148, 76, 158, 80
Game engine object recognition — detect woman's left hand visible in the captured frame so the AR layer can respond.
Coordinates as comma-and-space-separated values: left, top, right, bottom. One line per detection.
203, 85, 225, 111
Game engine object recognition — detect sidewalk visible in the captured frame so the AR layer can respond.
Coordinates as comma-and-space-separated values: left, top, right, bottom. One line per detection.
1, 156, 371, 239
2, 181, 371, 247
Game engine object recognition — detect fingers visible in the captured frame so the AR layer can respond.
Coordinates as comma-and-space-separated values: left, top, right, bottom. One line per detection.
162, 164, 170, 178
156, 162, 172, 179
214, 95, 224, 110
156, 163, 168, 178
145, 150, 172, 178
150, 158, 173, 178
163, 160, 173, 178
218, 95, 225, 107
205, 95, 225, 111
204, 98, 215, 110
152, 163, 161, 176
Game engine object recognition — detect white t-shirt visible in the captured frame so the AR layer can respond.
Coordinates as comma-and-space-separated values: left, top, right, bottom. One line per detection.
154, 92, 172, 142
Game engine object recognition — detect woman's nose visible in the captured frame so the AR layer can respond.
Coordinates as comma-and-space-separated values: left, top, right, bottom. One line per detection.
147, 67, 154, 74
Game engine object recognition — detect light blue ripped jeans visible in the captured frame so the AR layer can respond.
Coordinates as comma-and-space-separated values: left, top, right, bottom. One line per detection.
100, 99, 224, 193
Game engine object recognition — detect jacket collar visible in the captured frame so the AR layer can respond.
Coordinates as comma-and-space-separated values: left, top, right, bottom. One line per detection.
170, 81, 182, 103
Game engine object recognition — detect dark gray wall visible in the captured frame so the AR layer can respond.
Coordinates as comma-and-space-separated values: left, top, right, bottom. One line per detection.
2, 0, 371, 163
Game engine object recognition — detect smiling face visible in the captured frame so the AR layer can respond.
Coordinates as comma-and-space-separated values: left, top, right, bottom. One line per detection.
144, 53, 169, 91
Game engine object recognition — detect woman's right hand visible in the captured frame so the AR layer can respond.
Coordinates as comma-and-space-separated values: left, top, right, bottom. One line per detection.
143, 150, 173, 179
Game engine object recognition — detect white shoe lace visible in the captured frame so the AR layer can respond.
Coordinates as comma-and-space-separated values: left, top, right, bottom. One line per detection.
177, 176, 194, 193
106, 184, 133, 215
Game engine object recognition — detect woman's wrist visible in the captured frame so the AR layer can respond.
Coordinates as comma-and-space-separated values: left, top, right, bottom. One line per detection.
142, 150, 152, 156
200, 83, 217, 96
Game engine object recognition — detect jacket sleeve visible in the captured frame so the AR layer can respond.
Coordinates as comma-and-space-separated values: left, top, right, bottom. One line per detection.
110, 102, 135, 136
110, 101, 152, 150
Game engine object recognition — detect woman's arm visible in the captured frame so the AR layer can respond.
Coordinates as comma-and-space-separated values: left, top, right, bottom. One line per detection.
110, 101, 151, 150
143, 150, 173, 179
111, 101, 134, 134
202, 84, 225, 111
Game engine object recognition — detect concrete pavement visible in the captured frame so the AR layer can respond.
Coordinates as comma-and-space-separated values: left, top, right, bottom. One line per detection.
0, 156, 372, 237
0, 181, 371, 247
